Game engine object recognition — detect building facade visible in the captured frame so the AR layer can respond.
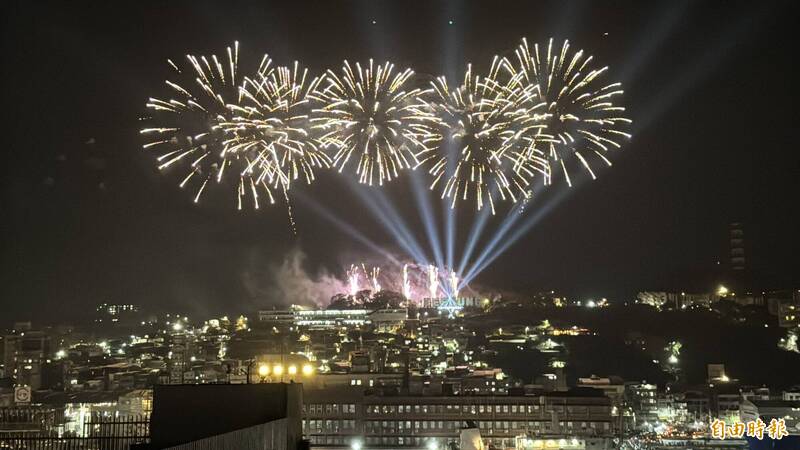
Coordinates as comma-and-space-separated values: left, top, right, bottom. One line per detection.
303, 387, 615, 449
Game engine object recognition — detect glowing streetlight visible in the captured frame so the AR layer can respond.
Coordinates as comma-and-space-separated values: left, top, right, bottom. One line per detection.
302, 364, 314, 376
351, 439, 362, 450
273, 364, 284, 376
257, 364, 270, 378
288, 365, 298, 376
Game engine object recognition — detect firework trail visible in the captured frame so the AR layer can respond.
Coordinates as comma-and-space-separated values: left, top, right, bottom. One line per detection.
311, 60, 434, 186
142, 42, 287, 209
449, 270, 459, 298
368, 265, 382, 293
427, 264, 439, 299
402, 264, 412, 300
509, 38, 632, 185
419, 58, 551, 214
347, 264, 359, 296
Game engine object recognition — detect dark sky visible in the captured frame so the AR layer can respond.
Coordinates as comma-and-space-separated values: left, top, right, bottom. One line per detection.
2, 1, 798, 322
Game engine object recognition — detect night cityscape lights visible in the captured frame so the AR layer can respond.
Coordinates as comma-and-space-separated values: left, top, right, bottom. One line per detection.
4, 3, 799, 450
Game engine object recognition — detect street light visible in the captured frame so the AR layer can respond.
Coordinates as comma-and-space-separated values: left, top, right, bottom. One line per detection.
302, 364, 314, 376
273, 364, 284, 377
288, 365, 298, 376
257, 363, 270, 382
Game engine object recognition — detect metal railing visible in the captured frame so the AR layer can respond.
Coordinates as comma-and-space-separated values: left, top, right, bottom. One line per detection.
0, 414, 150, 450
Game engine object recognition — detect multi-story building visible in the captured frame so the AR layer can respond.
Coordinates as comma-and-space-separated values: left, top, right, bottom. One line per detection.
728, 222, 746, 272
636, 292, 719, 310
576, 376, 625, 405
740, 398, 800, 438
625, 383, 657, 429
257, 308, 410, 331
303, 386, 615, 449
778, 301, 799, 328
2, 325, 51, 390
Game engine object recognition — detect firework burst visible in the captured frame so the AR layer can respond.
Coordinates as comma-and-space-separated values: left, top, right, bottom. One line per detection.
419, 57, 551, 213
142, 43, 287, 209
233, 61, 332, 186
311, 60, 434, 186
509, 38, 632, 185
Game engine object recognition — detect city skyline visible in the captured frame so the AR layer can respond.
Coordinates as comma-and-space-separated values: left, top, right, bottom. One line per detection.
2, 1, 798, 321
3, 2, 800, 449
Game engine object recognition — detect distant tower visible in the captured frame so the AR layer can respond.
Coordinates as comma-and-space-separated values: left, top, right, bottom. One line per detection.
729, 222, 746, 272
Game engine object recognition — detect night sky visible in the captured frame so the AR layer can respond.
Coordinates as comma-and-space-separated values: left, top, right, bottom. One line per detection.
2, 1, 798, 323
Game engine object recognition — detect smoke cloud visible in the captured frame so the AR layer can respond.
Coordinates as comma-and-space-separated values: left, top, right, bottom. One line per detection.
242, 247, 349, 308
240, 247, 492, 311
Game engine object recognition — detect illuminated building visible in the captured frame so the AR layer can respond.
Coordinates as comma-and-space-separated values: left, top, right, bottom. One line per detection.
625, 383, 658, 429
256, 308, 410, 330
729, 222, 746, 272
303, 388, 615, 449
778, 302, 799, 328
740, 398, 800, 446
2, 325, 51, 390
258, 308, 299, 325
419, 297, 484, 309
